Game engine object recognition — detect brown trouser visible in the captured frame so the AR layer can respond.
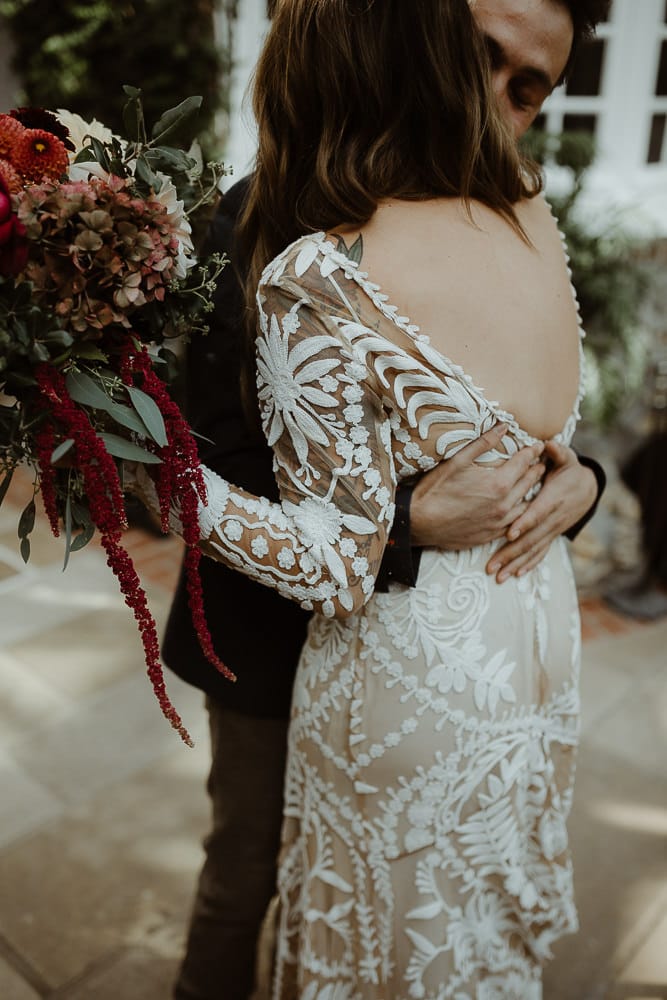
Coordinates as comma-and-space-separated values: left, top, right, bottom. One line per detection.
173, 699, 289, 1000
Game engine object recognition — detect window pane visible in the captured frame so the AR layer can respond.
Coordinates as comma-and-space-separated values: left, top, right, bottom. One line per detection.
657, 40, 667, 96
647, 113, 666, 164
566, 39, 606, 96
563, 114, 598, 137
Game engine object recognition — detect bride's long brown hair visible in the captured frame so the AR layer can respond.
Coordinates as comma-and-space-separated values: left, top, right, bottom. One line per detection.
237, 0, 541, 402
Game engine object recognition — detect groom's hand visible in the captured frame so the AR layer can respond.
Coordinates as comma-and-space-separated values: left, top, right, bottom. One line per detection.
485, 441, 598, 582
410, 423, 546, 551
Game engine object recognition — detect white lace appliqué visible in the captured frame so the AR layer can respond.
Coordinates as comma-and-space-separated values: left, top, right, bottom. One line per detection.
148, 228, 584, 999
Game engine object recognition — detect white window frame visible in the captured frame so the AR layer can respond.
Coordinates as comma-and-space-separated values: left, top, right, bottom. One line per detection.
538, 0, 667, 234
217, 0, 270, 176
543, 0, 667, 173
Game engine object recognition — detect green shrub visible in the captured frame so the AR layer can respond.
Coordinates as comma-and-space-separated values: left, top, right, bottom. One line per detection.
523, 129, 652, 428
0, 0, 232, 155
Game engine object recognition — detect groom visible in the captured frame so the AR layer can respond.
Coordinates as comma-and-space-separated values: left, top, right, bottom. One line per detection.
166, 1, 610, 997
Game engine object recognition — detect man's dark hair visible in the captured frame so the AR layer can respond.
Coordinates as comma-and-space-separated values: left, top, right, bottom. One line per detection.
560, 0, 613, 79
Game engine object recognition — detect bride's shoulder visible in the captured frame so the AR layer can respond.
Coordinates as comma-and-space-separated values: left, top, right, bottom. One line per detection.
260, 229, 367, 293
259, 231, 328, 286
515, 192, 569, 254
518, 191, 561, 231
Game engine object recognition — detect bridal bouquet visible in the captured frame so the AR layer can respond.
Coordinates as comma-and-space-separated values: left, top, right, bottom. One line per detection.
0, 89, 233, 745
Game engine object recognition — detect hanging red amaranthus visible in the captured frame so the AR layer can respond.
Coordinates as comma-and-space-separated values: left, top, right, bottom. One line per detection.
119, 342, 236, 684
34, 420, 61, 537
34, 361, 203, 746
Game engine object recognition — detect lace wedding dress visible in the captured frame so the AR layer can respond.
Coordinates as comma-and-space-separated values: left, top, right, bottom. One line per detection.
167, 224, 585, 998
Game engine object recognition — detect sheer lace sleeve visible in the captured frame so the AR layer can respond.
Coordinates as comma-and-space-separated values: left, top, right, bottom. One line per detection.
179, 269, 397, 619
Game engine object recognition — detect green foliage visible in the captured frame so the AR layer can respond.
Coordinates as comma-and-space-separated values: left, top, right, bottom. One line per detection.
0, 276, 72, 388
522, 129, 652, 428
0, 0, 227, 156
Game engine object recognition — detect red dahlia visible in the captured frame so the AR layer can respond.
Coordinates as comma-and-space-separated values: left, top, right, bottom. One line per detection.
0, 114, 24, 158
9, 107, 75, 151
0, 158, 22, 194
13, 128, 69, 183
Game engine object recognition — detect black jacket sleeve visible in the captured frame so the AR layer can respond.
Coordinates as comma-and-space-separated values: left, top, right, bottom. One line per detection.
564, 453, 606, 541
374, 482, 423, 591
374, 451, 607, 593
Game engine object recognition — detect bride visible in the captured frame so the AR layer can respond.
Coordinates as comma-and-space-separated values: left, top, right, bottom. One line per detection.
133, 0, 584, 994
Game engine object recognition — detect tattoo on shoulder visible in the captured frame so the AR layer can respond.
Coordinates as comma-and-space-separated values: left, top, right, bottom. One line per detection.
331, 232, 364, 265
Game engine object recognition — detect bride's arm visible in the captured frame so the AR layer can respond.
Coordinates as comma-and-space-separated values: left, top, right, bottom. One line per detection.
131, 279, 397, 620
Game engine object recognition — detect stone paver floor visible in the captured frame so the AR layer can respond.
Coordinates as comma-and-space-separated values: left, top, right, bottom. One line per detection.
0, 473, 666, 999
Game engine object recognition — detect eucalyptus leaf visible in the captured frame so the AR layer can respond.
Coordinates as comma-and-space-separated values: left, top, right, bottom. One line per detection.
144, 146, 195, 173
74, 147, 95, 164
135, 156, 160, 191
51, 438, 75, 464
32, 342, 50, 362
71, 344, 108, 361
190, 429, 215, 446
89, 136, 111, 171
103, 399, 148, 436
71, 500, 91, 525
20, 536, 30, 564
70, 522, 95, 552
150, 96, 202, 144
125, 385, 168, 447
41, 329, 74, 347
0, 468, 14, 507
99, 433, 162, 463
63, 493, 73, 571
65, 372, 155, 437
18, 498, 35, 539
108, 157, 126, 177
66, 370, 112, 410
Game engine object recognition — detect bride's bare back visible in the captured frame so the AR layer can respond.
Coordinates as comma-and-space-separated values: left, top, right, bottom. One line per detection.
333, 195, 581, 442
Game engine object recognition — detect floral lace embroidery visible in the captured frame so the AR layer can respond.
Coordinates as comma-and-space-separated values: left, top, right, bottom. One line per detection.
140, 224, 585, 998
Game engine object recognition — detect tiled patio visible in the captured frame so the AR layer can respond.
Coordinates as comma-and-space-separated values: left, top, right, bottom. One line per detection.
0, 472, 666, 1000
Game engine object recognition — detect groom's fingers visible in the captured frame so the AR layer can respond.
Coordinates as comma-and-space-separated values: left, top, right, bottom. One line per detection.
446, 421, 510, 468
449, 425, 546, 506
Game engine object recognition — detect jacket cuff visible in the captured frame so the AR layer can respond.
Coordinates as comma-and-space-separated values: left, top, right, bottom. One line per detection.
564, 454, 607, 541
375, 482, 423, 592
